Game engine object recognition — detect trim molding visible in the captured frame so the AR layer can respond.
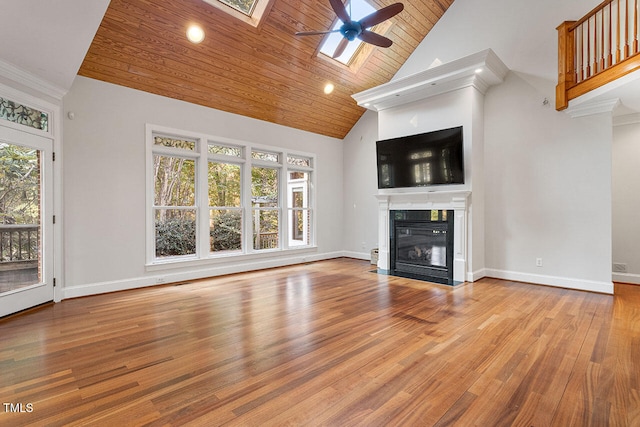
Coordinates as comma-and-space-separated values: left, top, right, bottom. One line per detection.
467, 268, 487, 282
0, 59, 66, 100
61, 251, 345, 299
612, 272, 640, 285
565, 97, 620, 118
342, 250, 373, 261
613, 112, 640, 126
352, 49, 508, 112
485, 268, 614, 294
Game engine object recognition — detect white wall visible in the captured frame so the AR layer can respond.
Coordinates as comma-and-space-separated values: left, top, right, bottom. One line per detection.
62, 76, 344, 297
342, 110, 379, 259
484, 72, 612, 290
613, 118, 640, 284
342, 0, 614, 292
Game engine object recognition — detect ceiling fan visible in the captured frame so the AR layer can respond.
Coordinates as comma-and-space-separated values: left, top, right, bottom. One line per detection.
295, 0, 404, 59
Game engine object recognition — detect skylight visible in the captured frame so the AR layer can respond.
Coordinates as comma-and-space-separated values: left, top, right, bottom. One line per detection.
319, 0, 376, 65
202, 0, 269, 28
216, 0, 257, 16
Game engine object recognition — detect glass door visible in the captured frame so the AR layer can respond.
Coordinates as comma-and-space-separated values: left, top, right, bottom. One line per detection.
0, 124, 53, 317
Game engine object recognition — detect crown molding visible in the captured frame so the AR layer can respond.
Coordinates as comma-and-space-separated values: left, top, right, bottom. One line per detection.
0, 59, 67, 101
352, 49, 509, 112
613, 112, 640, 126
565, 98, 620, 118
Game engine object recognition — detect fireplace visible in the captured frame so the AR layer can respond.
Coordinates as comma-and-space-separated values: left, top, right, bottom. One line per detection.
390, 210, 454, 285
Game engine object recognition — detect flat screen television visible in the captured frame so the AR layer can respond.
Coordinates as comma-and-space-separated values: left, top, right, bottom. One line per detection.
376, 126, 464, 189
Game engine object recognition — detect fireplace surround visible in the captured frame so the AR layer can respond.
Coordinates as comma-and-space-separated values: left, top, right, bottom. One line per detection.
390, 210, 454, 285
376, 191, 470, 284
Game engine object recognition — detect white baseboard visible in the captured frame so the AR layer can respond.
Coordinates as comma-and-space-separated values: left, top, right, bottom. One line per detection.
484, 268, 614, 294
612, 272, 640, 285
61, 251, 345, 299
467, 268, 487, 282
342, 251, 373, 261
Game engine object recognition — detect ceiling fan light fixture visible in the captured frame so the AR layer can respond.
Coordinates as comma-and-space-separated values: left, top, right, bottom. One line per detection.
186, 24, 205, 43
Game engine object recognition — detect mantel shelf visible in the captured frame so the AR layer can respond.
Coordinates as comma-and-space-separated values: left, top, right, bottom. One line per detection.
352, 49, 509, 112
375, 190, 471, 206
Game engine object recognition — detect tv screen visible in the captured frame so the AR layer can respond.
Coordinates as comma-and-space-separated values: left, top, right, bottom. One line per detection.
376, 126, 464, 189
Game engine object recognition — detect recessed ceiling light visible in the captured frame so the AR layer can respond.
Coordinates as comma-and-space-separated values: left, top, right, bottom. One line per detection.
324, 83, 334, 95
475, 68, 483, 74
186, 24, 205, 44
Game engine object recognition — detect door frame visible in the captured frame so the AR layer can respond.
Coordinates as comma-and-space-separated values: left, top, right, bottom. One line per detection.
0, 83, 62, 315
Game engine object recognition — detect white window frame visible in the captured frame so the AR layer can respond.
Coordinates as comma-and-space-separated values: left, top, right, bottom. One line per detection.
207, 142, 245, 255
146, 124, 316, 267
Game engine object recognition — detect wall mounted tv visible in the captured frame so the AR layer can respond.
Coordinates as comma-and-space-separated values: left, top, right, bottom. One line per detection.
376, 126, 464, 189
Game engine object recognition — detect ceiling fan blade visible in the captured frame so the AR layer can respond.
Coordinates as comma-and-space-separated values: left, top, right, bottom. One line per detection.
359, 3, 404, 29
332, 37, 350, 58
329, 0, 351, 23
358, 30, 393, 48
295, 29, 341, 36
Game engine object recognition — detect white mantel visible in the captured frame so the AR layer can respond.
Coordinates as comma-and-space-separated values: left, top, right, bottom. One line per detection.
376, 191, 470, 283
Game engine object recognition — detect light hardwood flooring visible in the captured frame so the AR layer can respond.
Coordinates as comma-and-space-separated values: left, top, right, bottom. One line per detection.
1, 258, 639, 426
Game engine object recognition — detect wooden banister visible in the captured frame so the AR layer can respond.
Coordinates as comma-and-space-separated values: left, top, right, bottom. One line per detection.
556, 21, 576, 110
556, 0, 640, 110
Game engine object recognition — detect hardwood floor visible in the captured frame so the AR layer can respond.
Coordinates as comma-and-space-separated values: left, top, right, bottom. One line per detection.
1, 258, 639, 426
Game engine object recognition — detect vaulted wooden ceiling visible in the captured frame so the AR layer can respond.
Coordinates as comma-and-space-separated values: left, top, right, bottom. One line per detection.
78, 0, 453, 139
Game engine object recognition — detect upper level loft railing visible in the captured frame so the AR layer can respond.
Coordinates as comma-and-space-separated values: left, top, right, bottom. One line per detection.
556, 0, 640, 110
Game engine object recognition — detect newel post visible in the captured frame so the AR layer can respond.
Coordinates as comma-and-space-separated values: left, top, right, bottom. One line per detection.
556, 21, 576, 110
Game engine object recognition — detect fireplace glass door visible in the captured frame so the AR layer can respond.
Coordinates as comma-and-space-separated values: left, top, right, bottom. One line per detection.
396, 223, 447, 268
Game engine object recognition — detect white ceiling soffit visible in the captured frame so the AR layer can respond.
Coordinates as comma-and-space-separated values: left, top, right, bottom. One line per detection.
0, 0, 110, 99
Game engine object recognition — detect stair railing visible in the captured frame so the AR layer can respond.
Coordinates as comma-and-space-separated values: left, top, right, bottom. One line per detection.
556, 0, 640, 110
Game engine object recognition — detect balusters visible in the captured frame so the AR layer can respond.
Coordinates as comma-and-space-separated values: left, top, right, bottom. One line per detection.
557, 0, 640, 110
570, 0, 640, 81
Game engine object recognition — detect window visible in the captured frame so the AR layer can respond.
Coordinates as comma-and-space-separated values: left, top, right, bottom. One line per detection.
286, 155, 312, 247
152, 136, 198, 259
208, 144, 243, 253
147, 126, 315, 264
202, 0, 271, 28
251, 151, 280, 250
0, 97, 49, 132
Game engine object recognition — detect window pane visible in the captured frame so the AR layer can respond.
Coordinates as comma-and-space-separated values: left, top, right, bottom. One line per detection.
288, 171, 309, 208
154, 135, 196, 151
253, 209, 278, 250
209, 162, 241, 207
210, 209, 242, 252
208, 143, 242, 157
252, 166, 278, 207
251, 149, 279, 163
154, 155, 195, 206
155, 209, 196, 258
0, 143, 41, 293
289, 209, 311, 246
217, 0, 257, 15
287, 155, 311, 167
0, 97, 48, 132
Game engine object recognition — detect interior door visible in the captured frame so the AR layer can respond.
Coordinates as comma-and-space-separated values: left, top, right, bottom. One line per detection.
0, 124, 53, 317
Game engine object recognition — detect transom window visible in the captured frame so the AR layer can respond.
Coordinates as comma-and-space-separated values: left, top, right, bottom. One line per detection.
147, 125, 315, 264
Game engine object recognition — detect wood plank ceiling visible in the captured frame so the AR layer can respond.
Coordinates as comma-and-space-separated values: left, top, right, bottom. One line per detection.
78, 0, 453, 139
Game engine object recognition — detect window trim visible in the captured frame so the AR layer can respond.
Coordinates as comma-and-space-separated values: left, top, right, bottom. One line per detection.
146, 124, 316, 268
